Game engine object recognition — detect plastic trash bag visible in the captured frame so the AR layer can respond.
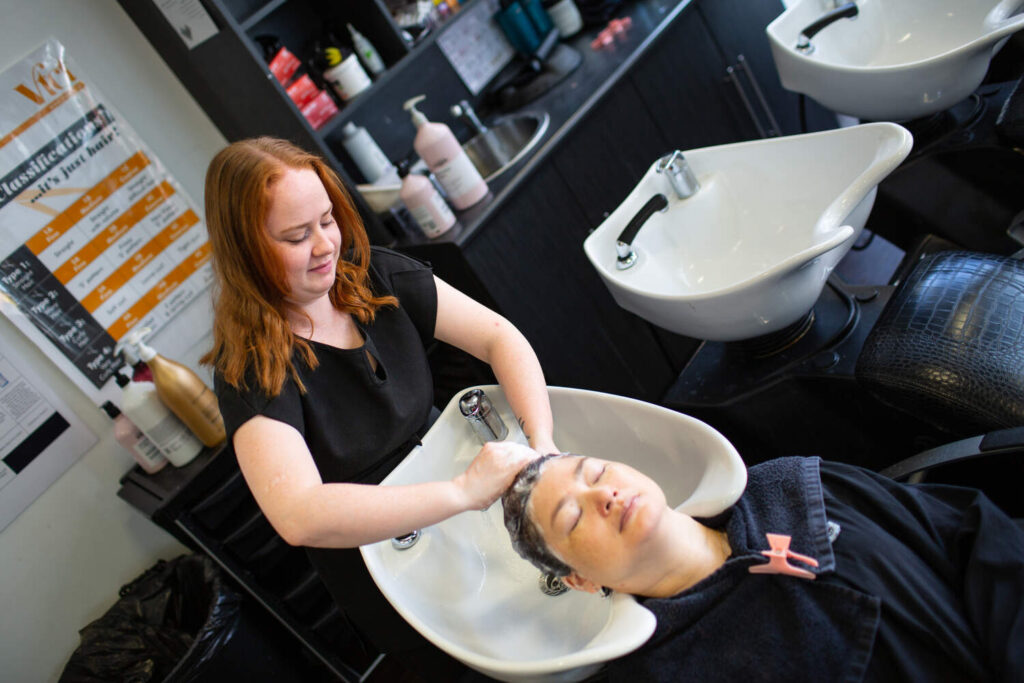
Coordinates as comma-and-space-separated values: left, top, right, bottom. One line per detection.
59, 553, 241, 683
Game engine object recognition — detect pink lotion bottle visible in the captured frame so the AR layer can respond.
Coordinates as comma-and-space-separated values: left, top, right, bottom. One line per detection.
403, 95, 488, 210
398, 159, 456, 238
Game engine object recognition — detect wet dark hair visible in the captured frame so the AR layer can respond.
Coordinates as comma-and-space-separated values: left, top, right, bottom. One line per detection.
501, 453, 574, 577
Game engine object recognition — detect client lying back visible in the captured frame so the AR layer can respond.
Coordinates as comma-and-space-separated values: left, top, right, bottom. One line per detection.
501, 448, 1024, 682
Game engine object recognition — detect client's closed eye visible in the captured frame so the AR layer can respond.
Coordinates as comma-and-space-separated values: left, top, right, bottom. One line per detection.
584, 459, 606, 485
568, 507, 582, 534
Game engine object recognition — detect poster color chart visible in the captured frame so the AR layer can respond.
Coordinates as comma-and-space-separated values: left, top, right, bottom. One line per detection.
0, 38, 213, 405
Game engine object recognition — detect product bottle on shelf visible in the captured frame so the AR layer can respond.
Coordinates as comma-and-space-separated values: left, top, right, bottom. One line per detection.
433, 0, 452, 20
123, 332, 226, 448
398, 159, 456, 238
403, 95, 488, 210
320, 43, 372, 102
101, 400, 168, 474
115, 369, 203, 467
346, 23, 386, 77
341, 121, 397, 183
543, 0, 583, 37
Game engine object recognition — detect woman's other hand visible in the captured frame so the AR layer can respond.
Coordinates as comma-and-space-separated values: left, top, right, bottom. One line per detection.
455, 441, 539, 511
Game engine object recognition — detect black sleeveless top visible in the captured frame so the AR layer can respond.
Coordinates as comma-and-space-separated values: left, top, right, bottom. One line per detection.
215, 247, 439, 653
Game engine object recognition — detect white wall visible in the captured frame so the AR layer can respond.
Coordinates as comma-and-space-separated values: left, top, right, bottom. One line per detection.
0, 2, 227, 681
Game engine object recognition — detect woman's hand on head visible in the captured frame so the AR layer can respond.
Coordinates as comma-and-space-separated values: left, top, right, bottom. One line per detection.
454, 441, 539, 511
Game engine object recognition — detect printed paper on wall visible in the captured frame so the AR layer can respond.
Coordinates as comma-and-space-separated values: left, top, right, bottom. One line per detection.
0, 341, 97, 532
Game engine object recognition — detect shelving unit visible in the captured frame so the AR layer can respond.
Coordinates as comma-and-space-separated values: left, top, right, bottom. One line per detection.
117, 0, 482, 244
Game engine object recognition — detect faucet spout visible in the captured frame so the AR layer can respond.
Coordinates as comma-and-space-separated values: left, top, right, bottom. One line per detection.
657, 150, 700, 199
450, 100, 488, 136
796, 2, 858, 54
459, 389, 508, 443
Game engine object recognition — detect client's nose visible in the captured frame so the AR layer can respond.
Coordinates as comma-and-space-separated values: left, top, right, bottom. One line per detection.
590, 486, 619, 516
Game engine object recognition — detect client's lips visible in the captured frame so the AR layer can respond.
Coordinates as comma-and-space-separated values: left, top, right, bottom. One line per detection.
620, 495, 639, 532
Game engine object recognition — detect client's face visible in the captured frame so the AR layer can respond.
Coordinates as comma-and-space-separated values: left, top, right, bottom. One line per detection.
528, 455, 669, 591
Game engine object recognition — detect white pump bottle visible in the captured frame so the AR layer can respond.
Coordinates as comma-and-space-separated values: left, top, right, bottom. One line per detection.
404, 95, 488, 210
114, 368, 202, 467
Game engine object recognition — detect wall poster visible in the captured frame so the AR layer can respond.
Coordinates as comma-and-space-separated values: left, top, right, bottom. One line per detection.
0, 343, 96, 532
0, 37, 213, 408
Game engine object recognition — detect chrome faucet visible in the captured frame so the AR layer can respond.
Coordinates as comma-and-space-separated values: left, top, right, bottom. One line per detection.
459, 389, 508, 443
656, 150, 700, 199
450, 100, 488, 136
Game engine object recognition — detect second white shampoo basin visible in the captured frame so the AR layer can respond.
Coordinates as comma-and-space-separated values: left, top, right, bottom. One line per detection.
767, 0, 1024, 121
360, 385, 746, 682
583, 123, 912, 342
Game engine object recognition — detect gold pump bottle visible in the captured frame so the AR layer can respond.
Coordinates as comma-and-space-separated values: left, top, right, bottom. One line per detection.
134, 339, 226, 447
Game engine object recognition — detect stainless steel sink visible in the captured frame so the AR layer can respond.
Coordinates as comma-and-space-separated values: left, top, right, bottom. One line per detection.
462, 111, 549, 182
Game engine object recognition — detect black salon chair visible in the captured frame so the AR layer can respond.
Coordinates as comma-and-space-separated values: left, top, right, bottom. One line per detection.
855, 250, 1024, 515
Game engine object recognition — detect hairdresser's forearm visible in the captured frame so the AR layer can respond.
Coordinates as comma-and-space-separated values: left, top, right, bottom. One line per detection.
432, 275, 556, 452
487, 325, 556, 453
281, 479, 471, 548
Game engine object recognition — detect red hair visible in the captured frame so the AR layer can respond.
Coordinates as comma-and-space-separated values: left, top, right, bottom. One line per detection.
201, 137, 396, 395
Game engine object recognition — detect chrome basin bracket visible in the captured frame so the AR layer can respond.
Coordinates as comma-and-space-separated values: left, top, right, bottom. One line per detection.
392, 530, 421, 550
615, 246, 639, 270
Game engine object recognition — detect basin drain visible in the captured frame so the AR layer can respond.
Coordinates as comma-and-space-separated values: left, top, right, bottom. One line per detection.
539, 573, 568, 596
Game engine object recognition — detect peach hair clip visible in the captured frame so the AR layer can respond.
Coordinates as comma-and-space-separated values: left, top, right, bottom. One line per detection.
748, 533, 818, 580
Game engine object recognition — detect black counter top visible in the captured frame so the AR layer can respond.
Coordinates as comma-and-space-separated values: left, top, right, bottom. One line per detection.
393, 0, 696, 249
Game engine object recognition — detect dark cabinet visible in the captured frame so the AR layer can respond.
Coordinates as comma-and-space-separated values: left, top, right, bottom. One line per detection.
551, 79, 668, 228
628, 6, 762, 147
697, 0, 839, 135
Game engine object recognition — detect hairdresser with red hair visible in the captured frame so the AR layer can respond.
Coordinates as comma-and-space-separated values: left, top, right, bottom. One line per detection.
202, 137, 555, 673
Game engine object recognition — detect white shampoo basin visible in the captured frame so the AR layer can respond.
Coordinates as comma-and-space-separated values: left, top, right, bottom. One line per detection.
767, 0, 1024, 121
360, 385, 747, 682
583, 123, 912, 341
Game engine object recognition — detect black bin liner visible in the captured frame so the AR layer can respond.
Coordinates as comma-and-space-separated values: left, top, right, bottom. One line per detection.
59, 553, 311, 683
